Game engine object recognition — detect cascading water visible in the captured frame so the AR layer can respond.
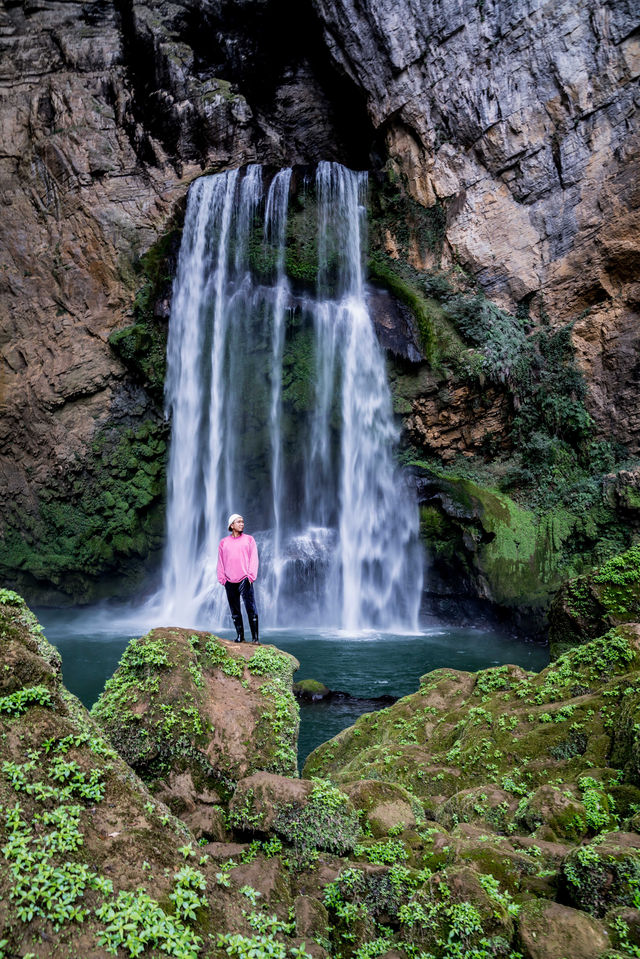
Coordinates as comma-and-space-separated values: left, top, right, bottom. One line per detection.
155, 161, 423, 632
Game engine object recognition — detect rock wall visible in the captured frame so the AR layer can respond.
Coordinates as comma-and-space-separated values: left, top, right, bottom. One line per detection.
313, 0, 640, 444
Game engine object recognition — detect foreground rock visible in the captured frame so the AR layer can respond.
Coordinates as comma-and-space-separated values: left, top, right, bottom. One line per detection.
5, 590, 640, 958
0, 591, 309, 957
91, 628, 300, 831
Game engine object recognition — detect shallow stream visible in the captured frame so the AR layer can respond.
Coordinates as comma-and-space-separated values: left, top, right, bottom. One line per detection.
37, 609, 548, 767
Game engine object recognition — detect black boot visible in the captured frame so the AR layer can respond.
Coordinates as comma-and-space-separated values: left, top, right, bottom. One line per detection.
249, 614, 259, 644
232, 613, 245, 643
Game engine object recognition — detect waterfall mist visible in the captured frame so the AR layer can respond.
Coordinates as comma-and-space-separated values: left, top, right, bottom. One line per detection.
154, 162, 423, 632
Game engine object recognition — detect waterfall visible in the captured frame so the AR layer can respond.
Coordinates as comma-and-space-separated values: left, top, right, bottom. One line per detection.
156, 162, 423, 632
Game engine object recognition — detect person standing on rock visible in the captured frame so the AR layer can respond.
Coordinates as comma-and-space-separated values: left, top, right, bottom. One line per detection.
217, 514, 260, 644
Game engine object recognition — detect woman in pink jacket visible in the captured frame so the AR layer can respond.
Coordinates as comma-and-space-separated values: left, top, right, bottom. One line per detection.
217, 513, 259, 643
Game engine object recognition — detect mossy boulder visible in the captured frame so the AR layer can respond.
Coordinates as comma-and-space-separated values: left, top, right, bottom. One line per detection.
563, 832, 640, 917
229, 771, 361, 855
516, 899, 610, 959
294, 678, 331, 701
91, 629, 300, 811
549, 543, 640, 658
343, 780, 418, 837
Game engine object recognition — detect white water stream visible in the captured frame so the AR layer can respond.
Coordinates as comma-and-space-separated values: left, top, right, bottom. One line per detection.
152, 162, 423, 632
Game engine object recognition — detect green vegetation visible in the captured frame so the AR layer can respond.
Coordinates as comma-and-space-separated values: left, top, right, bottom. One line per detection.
364, 167, 638, 615
273, 778, 361, 857
0, 419, 168, 603
549, 544, 640, 655
6, 593, 640, 957
109, 227, 181, 400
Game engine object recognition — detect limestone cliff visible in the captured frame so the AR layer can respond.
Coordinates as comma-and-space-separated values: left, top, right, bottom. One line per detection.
313, 0, 640, 445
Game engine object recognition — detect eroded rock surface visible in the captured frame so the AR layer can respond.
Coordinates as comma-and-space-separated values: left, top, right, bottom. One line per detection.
313, 0, 640, 443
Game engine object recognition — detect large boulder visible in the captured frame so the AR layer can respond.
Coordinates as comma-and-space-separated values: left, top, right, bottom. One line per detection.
91, 628, 300, 816
517, 900, 610, 959
343, 780, 418, 837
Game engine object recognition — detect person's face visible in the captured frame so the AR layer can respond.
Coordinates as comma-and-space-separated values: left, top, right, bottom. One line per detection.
231, 516, 244, 534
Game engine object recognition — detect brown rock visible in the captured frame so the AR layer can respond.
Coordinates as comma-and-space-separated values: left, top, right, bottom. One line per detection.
517, 900, 609, 959
182, 805, 229, 842
406, 382, 512, 463
294, 894, 330, 939
92, 630, 300, 809
230, 772, 314, 833
343, 780, 417, 837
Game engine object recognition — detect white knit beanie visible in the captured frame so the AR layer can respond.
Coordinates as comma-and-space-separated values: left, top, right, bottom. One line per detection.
228, 513, 242, 530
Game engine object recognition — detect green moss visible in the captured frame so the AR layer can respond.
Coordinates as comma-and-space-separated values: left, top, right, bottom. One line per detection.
273, 779, 361, 856
415, 469, 591, 609
0, 420, 168, 603
550, 545, 640, 656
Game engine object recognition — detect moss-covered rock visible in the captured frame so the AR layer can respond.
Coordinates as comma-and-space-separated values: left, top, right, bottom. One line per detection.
91, 629, 300, 810
304, 628, 640, 824
414, 466, 632, 628
343, 780, 418, 837
293, 678, 331, 701
516, 899, 610, 959
0, 418, 169, 604
563, 832, 640, 917
229, 771, 361, 855
549, 544, 640, 658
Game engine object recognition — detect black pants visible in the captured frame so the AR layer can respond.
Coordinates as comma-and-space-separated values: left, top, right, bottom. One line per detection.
224, 579, 259, 642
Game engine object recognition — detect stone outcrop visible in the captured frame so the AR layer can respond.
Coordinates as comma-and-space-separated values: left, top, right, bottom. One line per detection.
312, 0, 640, 445
411, 465, 636, 633
91, 628, 300, 808
5, 591, 640, 957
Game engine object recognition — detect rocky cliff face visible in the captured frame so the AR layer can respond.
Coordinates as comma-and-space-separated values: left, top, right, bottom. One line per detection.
0, 0, 638, 600
314, 0, 640, 444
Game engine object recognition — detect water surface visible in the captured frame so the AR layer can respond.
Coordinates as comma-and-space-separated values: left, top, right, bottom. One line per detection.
37, 609, 548, 766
